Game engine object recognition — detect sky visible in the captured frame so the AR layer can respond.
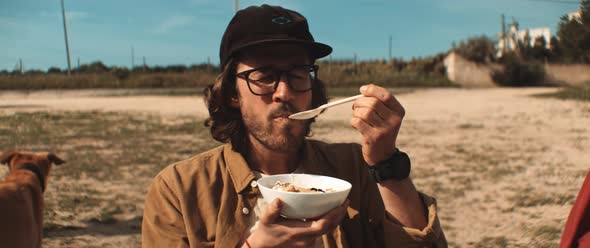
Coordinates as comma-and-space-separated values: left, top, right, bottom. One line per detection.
0, 0, 580, 71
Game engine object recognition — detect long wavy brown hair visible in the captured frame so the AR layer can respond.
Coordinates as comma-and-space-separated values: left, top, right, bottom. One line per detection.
203, 58, 328, 153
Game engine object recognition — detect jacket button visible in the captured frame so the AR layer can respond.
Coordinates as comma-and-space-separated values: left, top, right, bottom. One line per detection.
250, 180, 258, 188
242, 207, 250, 215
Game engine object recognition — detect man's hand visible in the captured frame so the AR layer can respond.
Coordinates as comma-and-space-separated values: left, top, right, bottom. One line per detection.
245, 198, 349, 248
351, 84, 405, 165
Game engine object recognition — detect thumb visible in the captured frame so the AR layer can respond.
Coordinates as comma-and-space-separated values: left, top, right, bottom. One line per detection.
260, 198, 283, 224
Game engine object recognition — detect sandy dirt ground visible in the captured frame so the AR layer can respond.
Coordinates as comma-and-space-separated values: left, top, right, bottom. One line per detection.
1, 87, 589, 247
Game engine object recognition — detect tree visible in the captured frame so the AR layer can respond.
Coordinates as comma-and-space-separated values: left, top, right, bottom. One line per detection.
519, 30, 532, 59
47, 67, 62, 74
556, 0, 590, 63
492, 52, 545, 86
453, 35, 498, 63
77, 61, 109, 73
529, 36, 549, 61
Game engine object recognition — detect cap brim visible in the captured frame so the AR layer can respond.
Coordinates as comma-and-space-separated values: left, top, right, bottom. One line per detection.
230, 39, 332, 60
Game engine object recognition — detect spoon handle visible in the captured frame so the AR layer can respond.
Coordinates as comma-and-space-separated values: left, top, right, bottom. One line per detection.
321, 94, 364, 109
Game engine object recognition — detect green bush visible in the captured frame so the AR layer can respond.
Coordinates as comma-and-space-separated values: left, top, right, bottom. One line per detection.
492, 54, 545, 86
453, 35, 497, 63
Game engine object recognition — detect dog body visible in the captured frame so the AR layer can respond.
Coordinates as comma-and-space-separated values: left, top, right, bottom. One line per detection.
0, 151, 64, 248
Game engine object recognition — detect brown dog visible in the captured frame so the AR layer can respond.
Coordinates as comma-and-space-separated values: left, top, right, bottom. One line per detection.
0, 151, 65, 248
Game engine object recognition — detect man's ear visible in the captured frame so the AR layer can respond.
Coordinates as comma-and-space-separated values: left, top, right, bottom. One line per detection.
47, 153, 66, 165
0, 151, 17, 165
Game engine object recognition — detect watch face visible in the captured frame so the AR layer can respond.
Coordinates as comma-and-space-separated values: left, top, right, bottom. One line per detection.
370, 150, 411, 182
391, 152, 411, 180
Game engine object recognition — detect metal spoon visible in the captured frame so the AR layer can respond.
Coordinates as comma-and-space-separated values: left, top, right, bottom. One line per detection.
288, 94, 364, 120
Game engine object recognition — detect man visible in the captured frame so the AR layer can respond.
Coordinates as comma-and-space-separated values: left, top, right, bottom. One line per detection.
142, 4, 446, 247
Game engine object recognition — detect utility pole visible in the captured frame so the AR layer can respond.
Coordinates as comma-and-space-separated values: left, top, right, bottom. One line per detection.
61, 0, 72, 76
77, 56, 80, 69
131, 46, 135, 69
207, 56, 211, 72
501, 14, 507, 54
388, 35, 392, 63
19, 58, 23, 74
234, 0, 239, 13
143, 56, 147, 72
353, 53, 358, 74
511, 17, 520, 57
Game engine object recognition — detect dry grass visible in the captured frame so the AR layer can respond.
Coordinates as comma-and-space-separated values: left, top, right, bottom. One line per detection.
317, 59, 455, 87
0, 111, 221, 247
0, 72, 217, 90
534, 85, 590, 101
472, 236, 510, 248
0, 59, 455, 90
1, 87, 588, 247
508, 187, 575, 208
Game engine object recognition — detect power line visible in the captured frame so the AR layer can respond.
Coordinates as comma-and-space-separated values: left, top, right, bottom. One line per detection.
525, 0, 579, 5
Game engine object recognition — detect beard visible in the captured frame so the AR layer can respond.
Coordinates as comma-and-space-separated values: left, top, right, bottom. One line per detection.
242, 102, 311, 153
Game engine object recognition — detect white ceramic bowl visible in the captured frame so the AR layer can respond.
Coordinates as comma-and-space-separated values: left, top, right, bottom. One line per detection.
257, 174, 352, 220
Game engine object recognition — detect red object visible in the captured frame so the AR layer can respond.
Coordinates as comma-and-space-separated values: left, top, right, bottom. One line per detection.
561, 170, 590, 248
244, 239, 252, 248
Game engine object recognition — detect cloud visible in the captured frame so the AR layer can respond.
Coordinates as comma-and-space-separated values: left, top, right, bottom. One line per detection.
39, 10, 89, 21
154, 15, 194, 34
0, 16, 18, 29
190, 0, 211, 4
66, 11, 89, 20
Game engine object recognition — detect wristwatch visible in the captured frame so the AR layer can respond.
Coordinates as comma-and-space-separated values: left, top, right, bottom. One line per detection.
368, 149, 411, 182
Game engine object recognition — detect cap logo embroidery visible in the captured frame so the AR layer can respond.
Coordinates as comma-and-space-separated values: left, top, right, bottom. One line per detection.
271, 16, 291, 25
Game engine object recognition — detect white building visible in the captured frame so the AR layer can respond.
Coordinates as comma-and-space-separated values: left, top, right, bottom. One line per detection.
496, 25, 551, 57
568, 10, 582, 22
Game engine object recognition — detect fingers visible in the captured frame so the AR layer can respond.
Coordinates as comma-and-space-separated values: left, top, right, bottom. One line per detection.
352, 98, 392, 128
260, 198, 283, 224
352, 85, 405, 131
312, 199, 349, 231
352, 84, 405, 164
293, 199, 350, 238
359, 84, 405, 117
286, 238, 318, 248
254, 199, 349, 248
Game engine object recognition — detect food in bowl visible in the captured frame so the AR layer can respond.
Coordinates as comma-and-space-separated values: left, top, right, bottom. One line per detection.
272, 181, 335, 193
257, 174, 352, 219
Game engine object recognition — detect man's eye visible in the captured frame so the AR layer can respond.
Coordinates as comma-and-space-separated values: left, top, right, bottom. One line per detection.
288, 73, 307, 80
257, 76, 275, 84
290, 67, 312, 77
250, 74, 275, 84
249, 71, 269, 80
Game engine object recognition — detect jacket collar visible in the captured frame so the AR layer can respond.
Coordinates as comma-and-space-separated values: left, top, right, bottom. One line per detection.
223, 143, 256, 194
224, 139, 324, 194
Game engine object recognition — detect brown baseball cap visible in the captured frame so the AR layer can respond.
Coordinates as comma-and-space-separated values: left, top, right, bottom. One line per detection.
219, 4, 332, 68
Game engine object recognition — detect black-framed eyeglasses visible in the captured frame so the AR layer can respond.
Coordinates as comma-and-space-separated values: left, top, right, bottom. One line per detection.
236, 64, 319, 96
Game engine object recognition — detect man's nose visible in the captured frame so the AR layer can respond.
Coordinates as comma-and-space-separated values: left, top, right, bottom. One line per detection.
272, 74, 294, 102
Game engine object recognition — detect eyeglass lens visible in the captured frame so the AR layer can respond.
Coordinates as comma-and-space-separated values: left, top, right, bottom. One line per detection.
246, 66, 316, 95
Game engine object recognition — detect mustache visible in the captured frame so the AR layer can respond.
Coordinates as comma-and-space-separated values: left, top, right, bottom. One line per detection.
269, 103, 300, 118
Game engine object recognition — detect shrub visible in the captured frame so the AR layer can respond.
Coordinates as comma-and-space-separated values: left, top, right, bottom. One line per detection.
453, 35, 497, 63
47, 67, 63, 74
492, 54, 545, 86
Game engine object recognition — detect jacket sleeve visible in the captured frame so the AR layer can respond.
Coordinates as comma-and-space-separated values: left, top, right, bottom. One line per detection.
350, 142, 447, 247
142, 175, 191, 248
382, 192, 447, 247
